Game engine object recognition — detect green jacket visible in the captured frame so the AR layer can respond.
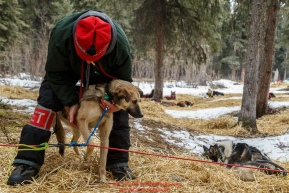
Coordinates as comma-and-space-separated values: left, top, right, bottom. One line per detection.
45, 10, 132, 107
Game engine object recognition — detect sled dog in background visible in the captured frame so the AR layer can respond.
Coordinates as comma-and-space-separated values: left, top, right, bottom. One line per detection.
164, 91, 176, 100
206, 89, 225, 97
203, 140, 286, 181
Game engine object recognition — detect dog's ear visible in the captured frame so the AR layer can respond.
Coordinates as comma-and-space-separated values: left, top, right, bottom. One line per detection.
210, 145, 219, 155
203, 145, 209, 152
118, 87, 131, 103
134, 86, 144, 97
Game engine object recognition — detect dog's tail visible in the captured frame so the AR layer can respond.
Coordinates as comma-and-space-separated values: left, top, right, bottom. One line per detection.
242, 160, 287, 176
255, 160, 287, 176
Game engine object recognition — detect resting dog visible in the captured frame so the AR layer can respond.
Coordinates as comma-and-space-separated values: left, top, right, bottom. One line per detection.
213, 90, 224, 96
164, 91, 176, 100
176, 101, 193, 107
203, 140, 286, 181
54, 79, 143, 182
142, 89, 154, 98
206, 89, 224, 97
268, 92, 276, 100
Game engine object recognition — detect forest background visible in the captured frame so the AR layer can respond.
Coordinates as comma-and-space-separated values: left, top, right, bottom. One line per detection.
1, 0, 289, 132
2, 0, 289, 83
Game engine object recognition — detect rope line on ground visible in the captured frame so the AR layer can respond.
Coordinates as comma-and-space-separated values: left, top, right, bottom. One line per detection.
0, 142, 287, 174
1, 106, 286, 175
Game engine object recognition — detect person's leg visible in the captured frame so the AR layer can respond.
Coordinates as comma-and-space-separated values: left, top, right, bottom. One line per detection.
106, 110, 135, 181
7, 75, 64, 185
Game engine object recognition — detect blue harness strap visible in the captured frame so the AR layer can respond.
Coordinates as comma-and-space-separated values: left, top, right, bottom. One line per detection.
70, 106, 109, 146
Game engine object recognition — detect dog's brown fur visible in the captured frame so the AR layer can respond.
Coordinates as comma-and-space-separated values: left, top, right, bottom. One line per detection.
176, 101, 193, 107
53, 79, 143, 182
176, 101, 186, 107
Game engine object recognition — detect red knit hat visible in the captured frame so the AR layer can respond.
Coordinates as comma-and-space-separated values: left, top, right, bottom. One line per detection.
74, 16, 111, 61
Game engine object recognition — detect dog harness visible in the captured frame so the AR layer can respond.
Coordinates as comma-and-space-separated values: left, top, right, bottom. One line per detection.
28, 105, 56, 131
104, 81, 113, 102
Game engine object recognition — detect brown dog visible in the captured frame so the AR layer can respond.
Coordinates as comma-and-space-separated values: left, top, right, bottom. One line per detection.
53, 79, 143, 182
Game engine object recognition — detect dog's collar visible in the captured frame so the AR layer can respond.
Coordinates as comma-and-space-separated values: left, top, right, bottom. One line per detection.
104, 82, 113, 102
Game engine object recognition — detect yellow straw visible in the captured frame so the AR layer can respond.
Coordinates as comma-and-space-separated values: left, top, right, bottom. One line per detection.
5, 148, 17, 182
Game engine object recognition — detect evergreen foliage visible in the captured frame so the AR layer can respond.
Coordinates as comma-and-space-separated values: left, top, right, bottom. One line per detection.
0, 0, 289, 82
133, 0, 222, 63
0, 0, 26, 51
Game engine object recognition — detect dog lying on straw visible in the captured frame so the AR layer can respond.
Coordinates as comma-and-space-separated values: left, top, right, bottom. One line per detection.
203, 140, 286, 181
53, 79, 143, 182
206, 88, 225, 97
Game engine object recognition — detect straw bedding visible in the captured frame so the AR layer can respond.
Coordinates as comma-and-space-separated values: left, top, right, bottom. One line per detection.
0, 85, 289, 192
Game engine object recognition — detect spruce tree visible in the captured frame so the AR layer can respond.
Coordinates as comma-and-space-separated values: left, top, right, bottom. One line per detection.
133, 0, 222, 99
0, 0, 26, 51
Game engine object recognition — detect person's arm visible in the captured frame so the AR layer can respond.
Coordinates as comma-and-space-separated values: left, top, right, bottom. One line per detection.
45, 35, 80, 107
46, 71, 79, 107
69, 103, 80, 128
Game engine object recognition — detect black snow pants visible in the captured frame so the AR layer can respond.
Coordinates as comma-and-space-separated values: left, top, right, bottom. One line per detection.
13, 75, 131, 170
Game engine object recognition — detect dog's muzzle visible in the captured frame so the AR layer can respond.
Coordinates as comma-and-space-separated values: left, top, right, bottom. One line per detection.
127, 106, 143, 118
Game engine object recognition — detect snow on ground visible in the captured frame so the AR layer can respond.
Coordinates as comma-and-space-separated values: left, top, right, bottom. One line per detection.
165, 106, 241, 119
165, 101, 289, 120
0, 97, 36, 114
136, 78, 289, 96
1, 74, 289, 161
0, 73, 41, 91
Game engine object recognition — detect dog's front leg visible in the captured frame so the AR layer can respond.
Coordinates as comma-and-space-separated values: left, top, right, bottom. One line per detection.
99, 120, 113, 183
78, 118, 95, 161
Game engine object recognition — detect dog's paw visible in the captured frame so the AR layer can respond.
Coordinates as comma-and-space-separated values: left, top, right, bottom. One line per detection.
81, 153, 88, 161
232, 167, 255, 181
99, 178, 107, 184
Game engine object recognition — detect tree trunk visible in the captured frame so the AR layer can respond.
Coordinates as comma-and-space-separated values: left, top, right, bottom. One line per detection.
231, 66, 236, 81
238, 0, 264, 134
241, 67, 245, 82
153, 0, 165, 99
283, 51, 288, 80
284, 65, 287, 80
232, 43, 237, 81
256, 0, 279, 118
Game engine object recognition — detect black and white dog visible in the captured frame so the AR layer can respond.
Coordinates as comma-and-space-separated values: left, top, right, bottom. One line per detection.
213, 90, 225, 96
203, 140, 286, 180
206, 89, 224, 97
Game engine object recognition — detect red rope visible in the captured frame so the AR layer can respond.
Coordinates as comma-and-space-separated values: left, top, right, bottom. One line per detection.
108, 181, 182, 186
0, 143, 287, 173
79, 60, 116, 100
0, 144, 20, 147
86, 144, 288, 174
97, 60, 117, 79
